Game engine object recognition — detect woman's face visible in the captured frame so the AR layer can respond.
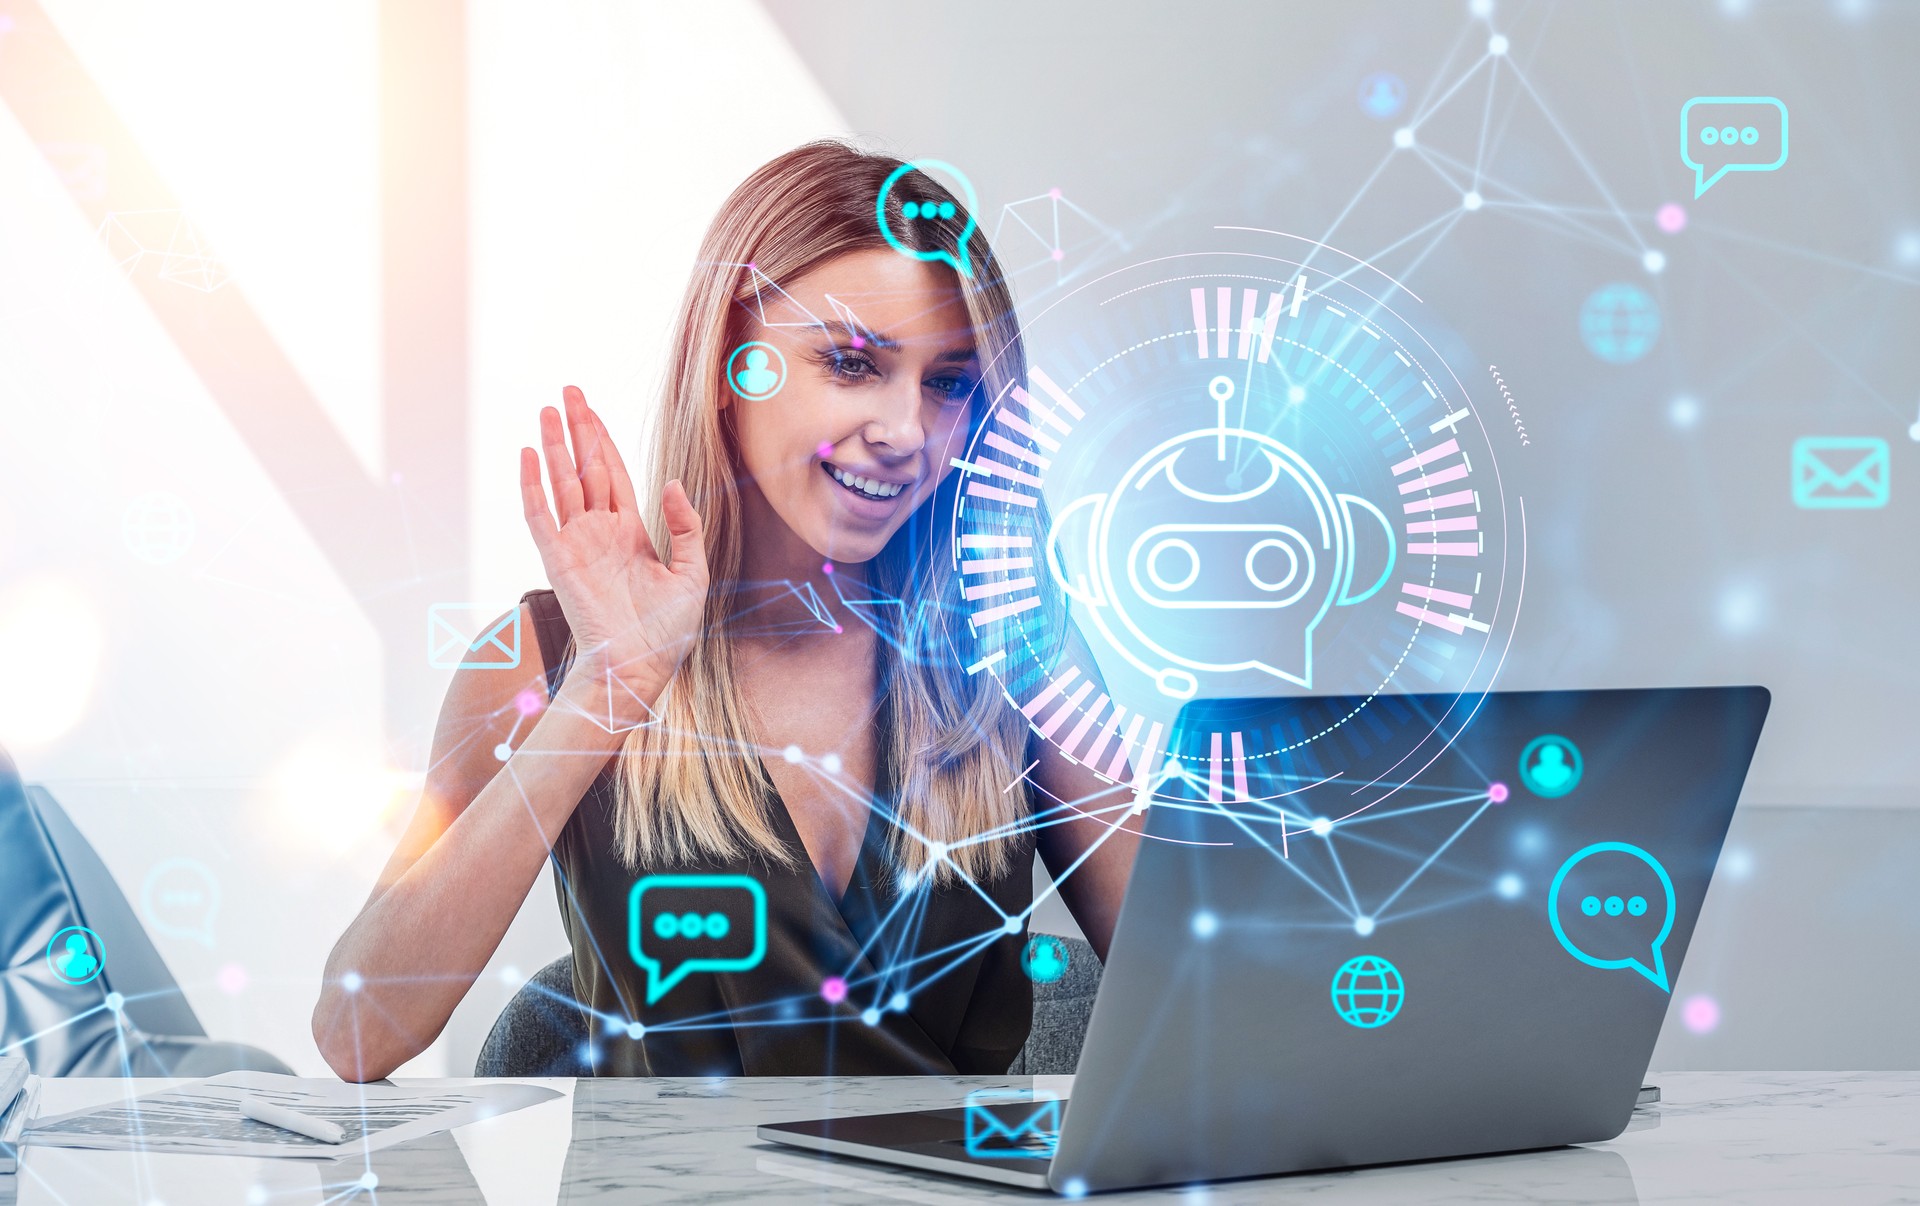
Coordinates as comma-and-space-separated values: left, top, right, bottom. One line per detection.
726, 248, 981, 570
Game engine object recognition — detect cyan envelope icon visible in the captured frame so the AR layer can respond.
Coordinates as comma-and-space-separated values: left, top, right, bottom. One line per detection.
963, 1089, 1061, 1159
1791, 437, 1889, 509
427, 604, 522, 669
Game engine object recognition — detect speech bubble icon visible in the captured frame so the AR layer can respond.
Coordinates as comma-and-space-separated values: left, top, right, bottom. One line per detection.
875, 159, 979, 278
1681, 96, 1787, 197
1548, 841, 1676, 992
140, 858, 221, 947
627, 874, 767, 1006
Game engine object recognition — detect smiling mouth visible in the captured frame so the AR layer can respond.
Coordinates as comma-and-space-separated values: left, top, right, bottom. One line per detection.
822, 461, 909, 500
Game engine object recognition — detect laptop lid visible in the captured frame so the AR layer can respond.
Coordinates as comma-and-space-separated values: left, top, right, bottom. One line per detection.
1049, 685, 1769, 1194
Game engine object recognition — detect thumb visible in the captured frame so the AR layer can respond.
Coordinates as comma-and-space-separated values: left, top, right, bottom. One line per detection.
661, 479, 708, 582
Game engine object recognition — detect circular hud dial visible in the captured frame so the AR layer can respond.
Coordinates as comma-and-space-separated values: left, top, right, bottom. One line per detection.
947, 233, 1519, 825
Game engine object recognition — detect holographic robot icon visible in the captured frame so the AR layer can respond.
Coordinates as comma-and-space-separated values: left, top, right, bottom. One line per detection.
1045, 375, 1395, 699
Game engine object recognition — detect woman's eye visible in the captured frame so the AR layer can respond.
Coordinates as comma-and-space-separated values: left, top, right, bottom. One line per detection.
927, 375, 976, 405
824, 350, 877, 381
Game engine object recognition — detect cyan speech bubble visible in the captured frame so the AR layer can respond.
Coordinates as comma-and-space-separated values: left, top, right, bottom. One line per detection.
627, 874, 767, 1006
876, 159, 979, 279
1681, 96, 1787, 198
140, 858, 221, 947
1548, 841, 1676, 992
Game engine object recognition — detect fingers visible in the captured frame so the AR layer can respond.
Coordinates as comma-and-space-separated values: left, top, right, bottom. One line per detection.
519, 447, 561, 554
564, 386, 612, 512
660, 479, 709, 584
590, 409, 640, 513
539, 405, 585, 522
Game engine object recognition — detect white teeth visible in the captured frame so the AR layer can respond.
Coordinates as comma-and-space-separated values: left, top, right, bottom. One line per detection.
827, 464, 905, 498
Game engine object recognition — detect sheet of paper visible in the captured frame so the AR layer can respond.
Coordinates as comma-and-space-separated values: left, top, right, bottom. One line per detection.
20, 1072, 562, 1160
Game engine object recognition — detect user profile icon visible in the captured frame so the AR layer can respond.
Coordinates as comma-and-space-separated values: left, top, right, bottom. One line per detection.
48, 925, 105, 986
726, 340, 787, 402
1519, 734, 1584, 799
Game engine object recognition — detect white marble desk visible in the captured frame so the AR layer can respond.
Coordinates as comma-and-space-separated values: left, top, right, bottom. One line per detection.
4, 1072, 1915, 1204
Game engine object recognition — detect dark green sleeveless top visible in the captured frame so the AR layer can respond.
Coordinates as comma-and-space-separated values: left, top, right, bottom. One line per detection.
522, 589, 1035, 1075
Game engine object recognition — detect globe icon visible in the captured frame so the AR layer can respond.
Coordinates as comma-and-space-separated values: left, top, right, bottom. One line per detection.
1579, 283, 1661, 364
121, 491, 195, 564
1330, 955, 1405, 1028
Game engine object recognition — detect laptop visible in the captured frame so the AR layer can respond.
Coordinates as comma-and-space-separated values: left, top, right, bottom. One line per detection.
760, 686, 1771, 1193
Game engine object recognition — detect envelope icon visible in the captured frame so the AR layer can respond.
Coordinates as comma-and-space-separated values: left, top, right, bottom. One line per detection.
963, 1089, 1061, 1160
427, 604, 521, 669
1792, 437, 1889, 509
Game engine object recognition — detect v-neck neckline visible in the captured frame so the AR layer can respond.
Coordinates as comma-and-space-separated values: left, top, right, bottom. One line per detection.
759, 747, 892, 913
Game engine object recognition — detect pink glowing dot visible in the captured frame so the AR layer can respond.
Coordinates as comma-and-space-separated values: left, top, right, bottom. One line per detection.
217, 963, 248, 995
1682, 994, 1720, 1034
1488, 781, 1510, 804
1048, 187, 1062, 200
746, 262, 756, 271
850, 335, 865, 349
821, 976, 847, 1004
817, 441, 834, 458
514, 687, 544, 717
1656, 203, 1687, 234
1050, 247, 1065, 262
822, 561, 834, 575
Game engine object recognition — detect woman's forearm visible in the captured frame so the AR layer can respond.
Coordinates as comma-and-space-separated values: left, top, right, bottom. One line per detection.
310, 676, 636, 1081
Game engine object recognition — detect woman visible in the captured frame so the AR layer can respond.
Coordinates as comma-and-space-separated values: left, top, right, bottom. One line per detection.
313, 141, 1141, 1081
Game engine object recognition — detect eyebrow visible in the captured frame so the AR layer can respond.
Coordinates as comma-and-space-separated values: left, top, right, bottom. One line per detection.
816, 319, 977, 366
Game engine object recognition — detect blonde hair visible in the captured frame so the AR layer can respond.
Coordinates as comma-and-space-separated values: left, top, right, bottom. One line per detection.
614, 140, 1061, 884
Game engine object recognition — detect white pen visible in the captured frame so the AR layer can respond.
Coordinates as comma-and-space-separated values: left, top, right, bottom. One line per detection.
237, 1095, 346, 1144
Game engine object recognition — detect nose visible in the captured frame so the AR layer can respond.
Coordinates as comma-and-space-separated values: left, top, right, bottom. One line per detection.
859, 377, 929, 459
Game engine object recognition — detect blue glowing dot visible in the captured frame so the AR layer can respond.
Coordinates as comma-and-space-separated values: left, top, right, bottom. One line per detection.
493, 742, 512, 762
105, 991, 124, 1013
861, 1008, 882, 1026
1310, 817, 1333, 837
1063, 1177, 1089, 1198
1354, 916, 1375, 937
1002, 916, 1022, 935
342, 971, 363, 993
625, 1021, 644, 1040
890, 992, 908, 1012
358, 1172, 379, 1190
1192, 910, 1219, 939
1496, 873, 1523, 899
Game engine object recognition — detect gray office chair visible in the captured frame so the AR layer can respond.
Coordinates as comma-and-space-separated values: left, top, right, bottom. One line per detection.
476, 936, 1103, 1077
0, 747, 291, 1077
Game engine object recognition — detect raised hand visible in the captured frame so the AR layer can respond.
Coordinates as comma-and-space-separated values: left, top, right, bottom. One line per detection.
520, 385, 709, 719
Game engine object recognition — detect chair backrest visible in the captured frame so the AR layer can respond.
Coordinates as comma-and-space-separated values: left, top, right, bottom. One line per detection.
476, 936, 1106, 1077
0, 747, 212, 1075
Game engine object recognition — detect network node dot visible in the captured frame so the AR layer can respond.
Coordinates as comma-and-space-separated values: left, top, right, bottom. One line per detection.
342, 971, 363, 993
1463, 191, 1483, 211
1670, 395, 1701, 430
821, 976, 848, 1004
105, 991, 125, 1013
1002, 916, 1022, 935
1287, 385, 1306, 404
1063, 1176, 1090, 1198
1488, 781, 1510, 803
1909, 420, 1920, 443
861, 1008, 882, 1026
1488, 33, 1509, 55
1354, 916, 1375, 937
1643, 249, 1667, 274
889, 992, 908, 1012
500, 965, 521, 984
1657, 202, 1688, 234
1051, 247, 1065, 262
1191, 909, 1220, 939
1310, 817, 1334, 837
1393, 127, 1416, 149
1496, 873, 1523, 899
821, 752, 842, 774
493, 743, 512, 762
626, 1021, 644, 1039
358, 1172, 379, 1190
1470, 0, 1495, 16
782, 744, 803, 764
